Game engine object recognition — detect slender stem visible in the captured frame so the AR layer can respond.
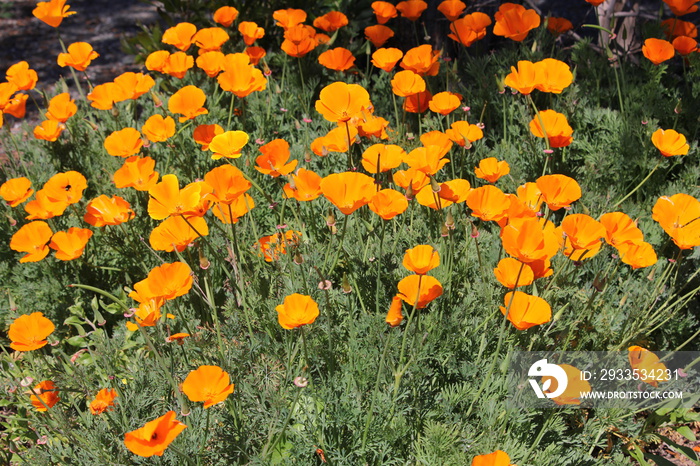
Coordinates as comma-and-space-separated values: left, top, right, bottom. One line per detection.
612, 160, 661, 207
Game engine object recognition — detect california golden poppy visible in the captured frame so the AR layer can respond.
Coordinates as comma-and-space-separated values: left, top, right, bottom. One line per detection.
162, 51, 194, 79
397, 275, 443, 309
131, 262, 193, 303
89, 388, 118, 415
1, 177, 34, 207
33, 0, 75, 28
516, 182, 544, 213
475, 157, 510, 183
542, 364, 591, 405
599, 212, 644, 248
365, 25, 394, 48
371, 47, 403, 72
314, 11, 348, 32
318, 47, 356, 71
6, 61, 38, 91
114, 71, 155, 101
494, 258, 534, 289
255, 230, 300, 262
204, 164, 251, 204
315, 82, 370, 124
208, 130, 249, 160
642, 38, 675, 65
142, 115, 175, 143
536, 174, 581, 211
372, 1, 398, 24
113, 156, 159, 191
651, 128, 689, 157
448, 13, 492, 47
8, 311, 55, 351
386, 295, 404, 327
211, 194, 254, 224
162, 22, 197, 51
23, 191, 68, 220
30, 380, 60, 411
283, 168, 322, 202
500, 291, 551, 330
664, 0, 699, 16
42, 170, 87, 206
145, 50, 170, 73
404, 146, 449, 176
311, 125, 358, 155
3, 92, 28, 119
148, 174, 203, 220
446, 120, 484, 147
403, 90, 432, 113
559, 214, 606, 260
652, 193, 700, 250
181, 365, 234, 408
393, 167, 429, 193
467, 185, 510, 223
361, 144, 405, 173
368, 189, 409, 220
673, 36, 698, 55
391, 70, 426, 97
104, 127, 143, 157
49, 227, 93, 261
150, 215, 208, 252
400, 44, 440, 76
168, 85, 208, 122
472, 450, 511, 466
617, 241, 658, 269
57, 42, 98, 71
396, 0, 428, 21
45, 93, 76, 123
84, 195, 135, 227
273, 8, 307, 30
428, 92, 461, 115
244, 46, 266, 65
193, 124, 224, 150
501, 217, 560, 263
420, 131, 453, 156
493, 3, 541, 42
320, 172, 375, 215
546, 17, 574, 36
238, 21, 265, 46
213, 6, 238, 27
281, 25, 317, 57
504, 60, 538, 95
403, 245, 440, 274
629, 346, 670, 387
438, 0, 466, 21
534, 58, 573, 93
661, 18, 697, 39
255, 138, 297, 177
124, 411, 186, 457
193, 27, 229, 52
529, 110, 573, 148
217, 53, 267, 98
276, 294, 320, 329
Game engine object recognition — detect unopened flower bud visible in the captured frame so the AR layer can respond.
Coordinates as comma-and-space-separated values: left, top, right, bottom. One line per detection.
293, 253, 303, 264
150, 91, 162, 108
430, 176, 441, 193
405, 184, 414, 201
326, 211, 336, 228
341, 273, 352, 294
441, 224, 449, 237
471, 223, 480, 238
445, 211, 455, 229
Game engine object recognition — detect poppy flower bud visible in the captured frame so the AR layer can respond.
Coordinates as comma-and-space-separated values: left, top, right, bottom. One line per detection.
198, 249, 210, 270
405, 184, 415, 201
445, 211, 455, 230
262, 64, 271, 76
326, 211, 336, 228
441, 224, 449, 237
293, 252, 303, 264
470, 222, 480, 238
674, 100, 682, 114
111, 106, 119, 118
294, 120, 302, 130
430, 176, 441, 193
341, 273, 352, 294
85, 119, 99, 131
151, 91, 163, 108
496, 74, 506, 94
304, 151, 312, 162
294, 376, 308, 388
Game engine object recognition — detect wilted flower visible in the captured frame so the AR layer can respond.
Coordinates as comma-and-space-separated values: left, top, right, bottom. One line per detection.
89, 388, 117, 415
30, 380, 60, 411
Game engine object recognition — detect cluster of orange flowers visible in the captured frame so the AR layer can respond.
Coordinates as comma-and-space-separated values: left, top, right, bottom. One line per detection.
641, 0, 700, 63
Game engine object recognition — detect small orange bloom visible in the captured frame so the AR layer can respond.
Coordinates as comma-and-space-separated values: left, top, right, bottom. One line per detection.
162, 22, 197, 51
314, 11, 348, 32
168, 85, 208, 122
33, 0, 75, 28
629, 346, 670, 387
501, 217, 560, 263
208, 130, 249, 160
494, 258, 534, 289
8, 312, 55, 351
3, 92, 28, 119
217, 53, 267, 98
57, 42, 98, 71
448, 13, 492, 47
49, 227, 92, 260
244, 46, 266, 66
162, 51, 194, 79
238, 21, 265, 46
397, 275, 443, 309
404, 145, 449, 176
361, 144, 405, 173
371, 48, 403, 72
204, 164, 251, 204
89, 388, 117, 415
30, 380, 60, 411
586, 0, 606, 5
547, 17, 574, 36
6, 61, 38, 91
386, 295, 404, 327
467, 185, 510, 223
372, 1, 398, 24
276, 294, 320, 329
673, 36, 698, 55
368, 189, 409, 220
148, 174, 204, 220
255, 138, 297, 177
113, 156, 159, 191
150, 216, 207, 252
599, 212, 644, 248
211, 194, 254, 224
391, 70, 426, 97
193, 124, 224, 150
493, 2, 541, 42
651, 128, 689, 157
536, 174, 581, 211
131, 262, 193, 303
320, 172, 376, 215
642, 38, 675, 65
104, 127, 143, 157
1, 177, 34, 207
472, 450, 512, 466
438, 0, 466, 21
559, 214, 606, 260
365, 25, 394, 48
428, 91, 461, 115
86, 82, 122, 110
283, 168, 322, 202
542, 364, 592, 405
255, 230, 299, 261
446, 120, 484, 147
529, 110, 573, 148
617, 241, 658, 269
166, 332, 190, 343
124, 411, 186, 457
661, 18, 697, 39
315, 81, 371, 124
84, 195, 135, 227
664, 0, 699, 16
400, 44, 440, 76
142, 114, 175, 143
213, 6, 239, 27
652, 193, 700, 250
311, 126, 358, 156
145, 50, 171, 73
504, 60, 538, 95
193, 27, 229, 52
403, 244, 440, 274
273, 8, 307, 30
396, 0, 428, 21
474, 157, 510, 183
42, 170, 86, 206
45, 93, 76, 123
318, 47, 356, 72
181, 365, 234, 408
534, 58, 574, 93
23, 191, 68, 220
500, 291, 551, 330
403, 90, 432, 113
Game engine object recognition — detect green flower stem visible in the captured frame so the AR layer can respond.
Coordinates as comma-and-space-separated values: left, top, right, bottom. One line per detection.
374, 220, 387, 316
226, 94, 235, 130
613, 160, 661, 207
197, 408, 211, 466
361, 330, 393, 451
56, 31, 86, 101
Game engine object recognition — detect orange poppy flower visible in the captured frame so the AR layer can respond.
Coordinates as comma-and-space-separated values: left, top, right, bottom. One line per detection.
396, 0, 428, 21
165, 332, 190, 344
86, 82, 121, 110
368, 189, 409, 220
559, 214, 605, 260
315, 82, 370, 124
504, 60, 538, 95
162, 22, 197, 51
403, 244, 440, 274
125, 297, 165, 330
494, 257, 534, 289
357, 114, 390, 139
629, 346, 670, 387
124, 411, 186, 457
420, 131, 453, 156
1, 177, 34, 207
673, 36, 698, 55
0, 81, 18, 109
8, 311, 55, 351
371, 48, 403, 72
3, 92, 28, 119
57, 42, 98, 71
89, 388, 117, 415
467, 185, 510, 222
213, 6, 238, 26
664, 0, 699, 16
397, 275, 443, 309
386, 295, 404, 327
193, 124, 223, 150
244, 46, 266, 65
652, 193, 700, 250
33, 0, 75, 28
472, 450, 511, 466
208, 130, 249, 160
314, 11, 348, 32
311, 125, 358, 156
255, 230, 300, 261
162, 51, 194, 79
448, 13, 492, 47
168, 85, 208, 122
404, 146, 449, 176
651, 128, 689, 157
586, 0, 606, 5
428, 92, 461, 115
196, 51, 225, 77
372, 1, 398, 24
321, 172, 375, 215
150, 215, 208, 252
181, 365, 235, 408
536, 174, 581, 211
493, 3, 541, 42
283, 168, 322, 202
273, 8, 307, 30
500, 291, 551, 330
255, 139, 297, 177
501, 217, 560, 263
534, 58, 574, 93
400, 44, 440, 76
498, 194, 537, 228
276, 294, 320, 329
542, 364, 592, 405
83, 195, 134, 227
24, 190, 68, 220
446, 120, 484, 147
6, 61, 38, 91
217, 53, 267, 98
475, 157, 510, 183
113, 156, 159, 191
211, 194, 254, 224
319, 47, 356, 71
132, 262, 193, 303
661, 18, 697, 39
546, 17, 574, 36
49, 227, 93, 260
361, 144, 405, 173
114, 72, 154, 100
617, 241, 658, 269
104, 127, 143, 157
145, 50, 170, 73
403, 90, 432, 113
238, 21, 265, 46
642, 38, 675, 65
142, 115, 175, 143
30, 380, 60, 411
516, 182, 544, 213
148, 174, 203, 220
203, 164, 251, 204
599, 212, 644, 248
42, 171, 86, 206
281, 32, 318, 58
391, 70, 426, 97
393, 167, 429, 193
193, 27, 229, 52
45, 93, 76, 123
365, 25, 394, 48
414, 182, 459, 210
438, 0, 466, 21
529, 110, 573, 148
